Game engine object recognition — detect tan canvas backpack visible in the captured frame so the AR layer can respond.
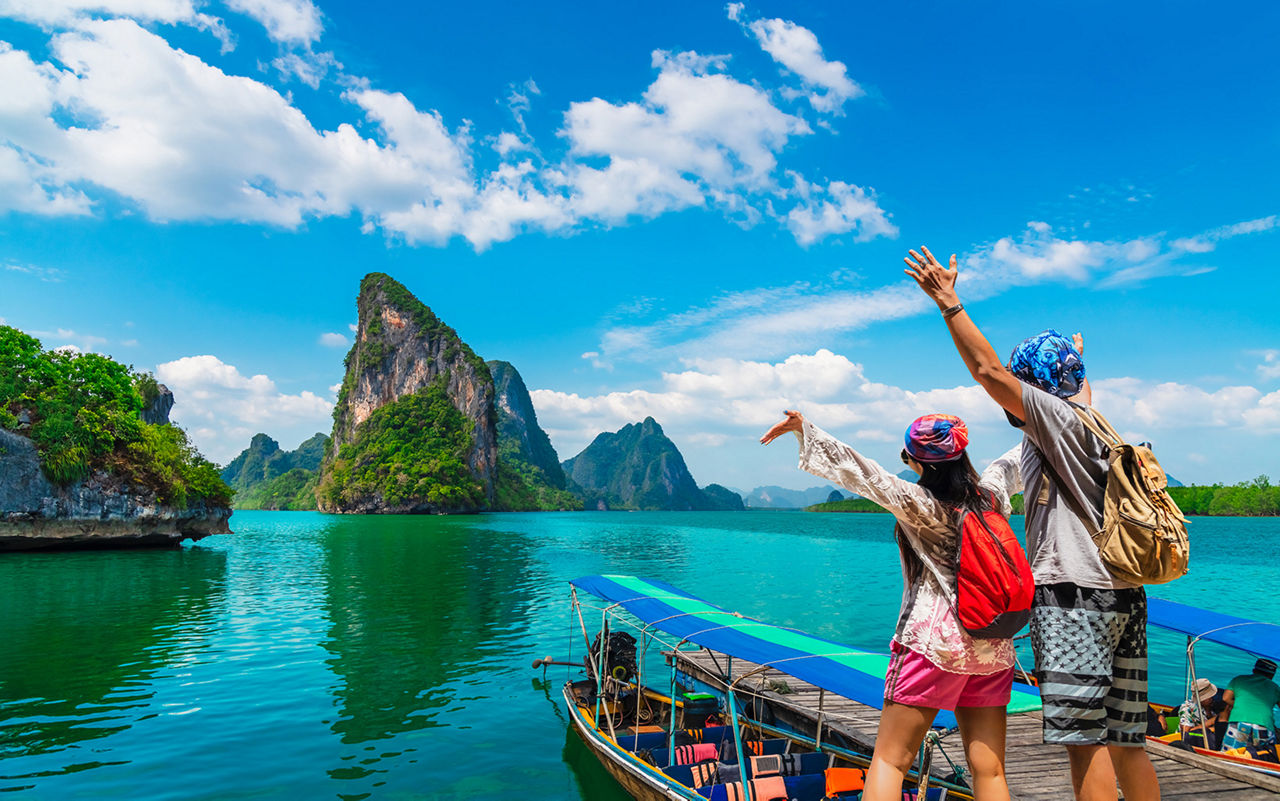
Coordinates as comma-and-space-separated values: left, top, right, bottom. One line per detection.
1063, 406, 1190, 585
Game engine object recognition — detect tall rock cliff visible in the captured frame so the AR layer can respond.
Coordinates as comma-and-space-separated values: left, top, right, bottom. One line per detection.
488, 360, 580, 511
318, 273, 498, 513
562, 417, 732, 511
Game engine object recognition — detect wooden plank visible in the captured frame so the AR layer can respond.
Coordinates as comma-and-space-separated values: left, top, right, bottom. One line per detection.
668, 648, 1280, 799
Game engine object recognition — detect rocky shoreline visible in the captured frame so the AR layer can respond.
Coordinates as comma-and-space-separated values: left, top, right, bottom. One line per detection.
0, 429, 231, 552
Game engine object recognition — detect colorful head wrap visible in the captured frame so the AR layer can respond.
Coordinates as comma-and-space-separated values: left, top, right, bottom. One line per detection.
1007, 329, 1086, 399
904, 414, 969, 463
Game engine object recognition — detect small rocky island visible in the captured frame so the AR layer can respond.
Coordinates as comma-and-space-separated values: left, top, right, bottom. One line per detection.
0, 327, 232, 550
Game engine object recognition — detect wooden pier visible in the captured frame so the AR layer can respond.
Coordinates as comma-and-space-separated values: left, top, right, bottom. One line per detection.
670, 649, 1280, 800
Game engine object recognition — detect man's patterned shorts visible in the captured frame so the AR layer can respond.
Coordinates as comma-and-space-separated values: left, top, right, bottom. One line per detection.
1029, 582, 1148, 746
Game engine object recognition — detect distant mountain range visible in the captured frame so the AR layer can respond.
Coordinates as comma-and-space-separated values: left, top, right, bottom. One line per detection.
731, 485, 842, 509
563, 417, 743, 511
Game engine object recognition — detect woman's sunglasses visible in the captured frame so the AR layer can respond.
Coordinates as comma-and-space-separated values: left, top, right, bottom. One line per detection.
900, 449, 911, 465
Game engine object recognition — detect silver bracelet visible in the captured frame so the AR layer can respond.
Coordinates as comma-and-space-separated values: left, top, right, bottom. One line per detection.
941, 303, 964, 319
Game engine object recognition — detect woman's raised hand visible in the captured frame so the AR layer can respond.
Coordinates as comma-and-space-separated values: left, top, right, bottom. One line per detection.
760, 410, 804, 445
1073, 332, 1084, 358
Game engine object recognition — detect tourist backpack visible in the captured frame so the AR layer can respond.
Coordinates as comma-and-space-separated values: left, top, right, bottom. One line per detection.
953, 500, 1035, 638
1060, 406, 1189, 585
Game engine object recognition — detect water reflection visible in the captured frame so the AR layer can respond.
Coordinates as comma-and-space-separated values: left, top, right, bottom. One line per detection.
317, 515, 539, 789
0, 547, 226, 779
561, 726, 633, 801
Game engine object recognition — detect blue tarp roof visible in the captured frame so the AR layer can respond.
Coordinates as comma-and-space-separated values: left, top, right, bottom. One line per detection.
571, 575, 1042, 729
1148, 598, 1280, 661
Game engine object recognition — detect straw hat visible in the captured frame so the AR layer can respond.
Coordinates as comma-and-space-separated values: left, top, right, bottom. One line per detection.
1193, 677, 1217, 702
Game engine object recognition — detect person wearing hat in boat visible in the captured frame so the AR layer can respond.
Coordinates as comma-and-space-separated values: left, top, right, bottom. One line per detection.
1178, 678, 1225, 749
1220, 658, 1280, 751
761, 410, 1023, 801
903, 247, 1160, 801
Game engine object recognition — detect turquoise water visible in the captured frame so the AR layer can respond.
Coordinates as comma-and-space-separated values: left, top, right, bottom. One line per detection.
1, 512, 1277, 799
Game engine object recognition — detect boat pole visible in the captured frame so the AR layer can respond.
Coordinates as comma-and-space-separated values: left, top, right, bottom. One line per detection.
815, 687, 825, 751
1187, 634, 1211, 745
669, 641, 683, 747
725, 678, 754, 801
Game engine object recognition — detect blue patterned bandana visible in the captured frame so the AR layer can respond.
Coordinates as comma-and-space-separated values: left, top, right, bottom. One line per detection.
1007, 329, 1086, 399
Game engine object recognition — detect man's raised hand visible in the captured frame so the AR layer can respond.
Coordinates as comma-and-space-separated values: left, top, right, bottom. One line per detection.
903, 246, 960, 309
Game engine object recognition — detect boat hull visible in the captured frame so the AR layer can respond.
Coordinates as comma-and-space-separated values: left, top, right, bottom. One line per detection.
562, 684, 694, 801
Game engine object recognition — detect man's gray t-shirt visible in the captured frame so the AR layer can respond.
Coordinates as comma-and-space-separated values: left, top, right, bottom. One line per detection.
1016, 383, 1137, 590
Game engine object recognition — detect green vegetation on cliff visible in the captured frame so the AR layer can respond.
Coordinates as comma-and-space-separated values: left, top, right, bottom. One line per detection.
318, 379, 484, 511
333, 273, 492, 442
494, 449, 582, 511
237, 468, 320, 511
810, 478, 1280, 517
1169, 477, 1278, 516
0, 326, 230, 508
805, 498, 888, 513
221, 432, 328, 509
487, 360, 580, 511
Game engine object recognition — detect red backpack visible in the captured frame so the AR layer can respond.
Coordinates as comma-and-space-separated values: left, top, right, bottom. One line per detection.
954, 501, 1034, 639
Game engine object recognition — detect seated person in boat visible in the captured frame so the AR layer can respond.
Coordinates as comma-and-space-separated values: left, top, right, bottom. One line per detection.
761, 409, 1021, 801
1177, 678, 1225, 749
1221, 658, 1280, 751
903, 246, 1160, 801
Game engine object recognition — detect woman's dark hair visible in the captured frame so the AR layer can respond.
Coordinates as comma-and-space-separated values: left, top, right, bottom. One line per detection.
915, 452, 991, 512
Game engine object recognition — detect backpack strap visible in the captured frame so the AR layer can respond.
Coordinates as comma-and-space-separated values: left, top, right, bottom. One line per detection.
1072, 405, 1124, 449
1030, 442, 1100, 536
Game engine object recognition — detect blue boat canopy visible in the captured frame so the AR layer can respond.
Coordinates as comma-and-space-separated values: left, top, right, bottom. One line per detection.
571, 575, 1041, 729
1148, 598, 1280, 662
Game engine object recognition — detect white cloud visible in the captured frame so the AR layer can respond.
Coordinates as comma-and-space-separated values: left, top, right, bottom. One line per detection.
0, 10, 895, 249
533, 349, 1005, 462
591, 217, 1259, 363
155, 354, 333, 464
561, 49, 814, 224
317, 332, 347, 347
1257, 350, 1280, 381
786, 174, 897, 246
271, 49, 339, 88
0, 0, 211, 27
736, 12, 863, 113
1172, 214, 1278, 254
5, 262, 66, 282
224, 0, 322, 44
33, 327, 107, 352
1093, 377, 1280, 434
533, 351, 1280, 488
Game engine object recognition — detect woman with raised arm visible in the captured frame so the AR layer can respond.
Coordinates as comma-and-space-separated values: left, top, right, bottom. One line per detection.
761, 411, 1022, 801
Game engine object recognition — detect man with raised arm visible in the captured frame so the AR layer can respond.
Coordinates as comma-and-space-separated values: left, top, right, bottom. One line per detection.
903, 247, 1159, 801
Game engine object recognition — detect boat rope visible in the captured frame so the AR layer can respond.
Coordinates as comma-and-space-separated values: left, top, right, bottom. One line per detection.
916, 731, 938, 794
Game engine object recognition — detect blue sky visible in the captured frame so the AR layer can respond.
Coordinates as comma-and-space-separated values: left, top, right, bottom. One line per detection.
1, 0, 1278, 490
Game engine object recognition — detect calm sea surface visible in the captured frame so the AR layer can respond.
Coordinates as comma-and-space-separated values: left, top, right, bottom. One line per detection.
1, 512, 1278, 800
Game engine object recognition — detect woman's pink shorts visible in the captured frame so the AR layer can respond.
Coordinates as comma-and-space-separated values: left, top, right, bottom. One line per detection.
884, 641, 1013, 711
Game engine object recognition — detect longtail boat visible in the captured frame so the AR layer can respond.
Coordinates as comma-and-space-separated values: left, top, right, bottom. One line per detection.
549, 575, 1042, 801
1145, 598, 1280, 778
